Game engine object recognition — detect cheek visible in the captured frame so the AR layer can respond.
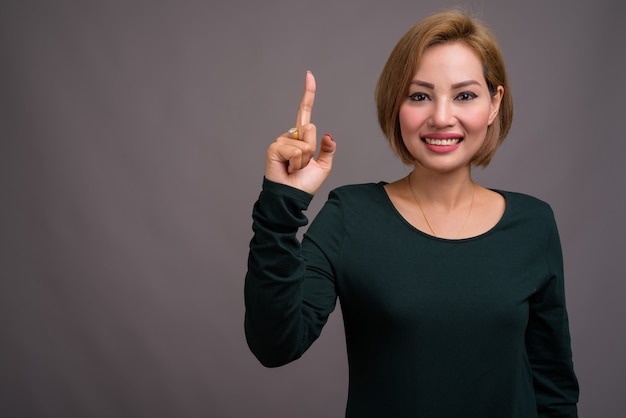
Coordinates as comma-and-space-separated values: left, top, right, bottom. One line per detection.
398, 105, 425, 133
460, 107, 492, 134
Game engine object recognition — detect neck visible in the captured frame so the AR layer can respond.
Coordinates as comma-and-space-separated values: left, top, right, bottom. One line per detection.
407, 166, 474, 211
407, 167, 477, 239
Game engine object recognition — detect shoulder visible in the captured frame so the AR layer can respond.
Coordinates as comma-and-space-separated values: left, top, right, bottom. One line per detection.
498, 190, 554, 213
316, 182, 391, 221
497, 189, 558, 229
308, 182, 389, 236
327, 182, 387, 201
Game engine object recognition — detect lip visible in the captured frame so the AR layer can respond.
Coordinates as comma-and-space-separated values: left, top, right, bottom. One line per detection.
421, 133, 464, 153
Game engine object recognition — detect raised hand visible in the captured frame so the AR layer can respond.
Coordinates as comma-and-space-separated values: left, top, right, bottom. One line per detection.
265, 71, 336, 195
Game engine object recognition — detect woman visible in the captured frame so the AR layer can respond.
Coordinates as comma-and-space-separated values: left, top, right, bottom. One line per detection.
245, 10, 579, 418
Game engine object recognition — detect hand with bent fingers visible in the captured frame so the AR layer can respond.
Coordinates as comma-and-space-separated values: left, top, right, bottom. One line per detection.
265, 71, 336, 195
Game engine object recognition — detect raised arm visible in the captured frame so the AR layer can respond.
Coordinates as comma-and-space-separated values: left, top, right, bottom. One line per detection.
245, 72, 339, 367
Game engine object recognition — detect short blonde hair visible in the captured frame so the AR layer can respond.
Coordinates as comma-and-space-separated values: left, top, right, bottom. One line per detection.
375, 10, 513, 167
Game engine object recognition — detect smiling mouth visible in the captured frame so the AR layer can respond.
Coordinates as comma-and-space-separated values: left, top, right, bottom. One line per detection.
422, 137, 463, 146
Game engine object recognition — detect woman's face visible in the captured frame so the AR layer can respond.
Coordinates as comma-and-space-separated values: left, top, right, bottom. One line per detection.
399, 42, 503, 173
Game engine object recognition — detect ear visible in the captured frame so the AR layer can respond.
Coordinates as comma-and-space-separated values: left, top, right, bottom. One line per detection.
488, 86, 504, 125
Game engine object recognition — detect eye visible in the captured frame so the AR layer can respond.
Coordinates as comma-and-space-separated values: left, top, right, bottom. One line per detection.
408, 92, 429, 102
455, 91, 478, 101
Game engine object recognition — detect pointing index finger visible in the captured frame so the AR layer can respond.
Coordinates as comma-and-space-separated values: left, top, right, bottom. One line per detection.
296, 71, 316, 128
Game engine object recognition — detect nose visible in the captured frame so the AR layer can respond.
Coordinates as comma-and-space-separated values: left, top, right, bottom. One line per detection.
430, 100, 454, 128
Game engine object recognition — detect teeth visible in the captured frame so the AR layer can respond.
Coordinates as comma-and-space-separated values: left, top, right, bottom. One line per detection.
424, 138, 461, 146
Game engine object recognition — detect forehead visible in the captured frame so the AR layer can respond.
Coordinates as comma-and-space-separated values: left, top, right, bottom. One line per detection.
415, 42, 484, 78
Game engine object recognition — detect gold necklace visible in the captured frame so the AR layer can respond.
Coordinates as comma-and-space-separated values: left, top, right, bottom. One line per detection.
407, 174, 475, 239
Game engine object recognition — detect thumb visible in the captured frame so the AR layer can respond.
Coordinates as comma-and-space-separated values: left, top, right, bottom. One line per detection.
316, 133, 336, 169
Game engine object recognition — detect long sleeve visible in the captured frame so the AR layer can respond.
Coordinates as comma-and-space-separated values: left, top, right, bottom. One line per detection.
244, 178, 338, 367
526, 217, 579, 417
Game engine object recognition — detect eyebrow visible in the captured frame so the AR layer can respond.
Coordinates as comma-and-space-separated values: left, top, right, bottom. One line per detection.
410, 79, 481, 89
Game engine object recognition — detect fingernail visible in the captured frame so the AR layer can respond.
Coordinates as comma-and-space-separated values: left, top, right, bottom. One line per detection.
325, 133, 334, 142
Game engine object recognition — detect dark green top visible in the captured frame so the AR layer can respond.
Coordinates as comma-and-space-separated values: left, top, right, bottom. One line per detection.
245, 178, 579, 418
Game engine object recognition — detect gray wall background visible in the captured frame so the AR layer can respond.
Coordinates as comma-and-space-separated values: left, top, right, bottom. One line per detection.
1, 0, 624, 417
